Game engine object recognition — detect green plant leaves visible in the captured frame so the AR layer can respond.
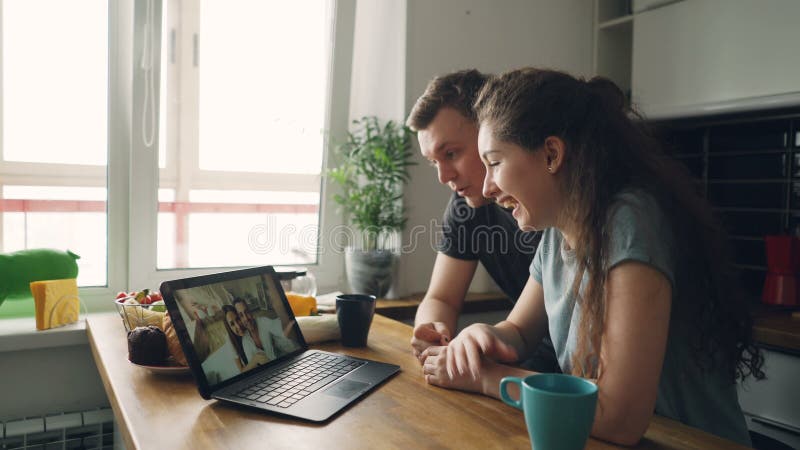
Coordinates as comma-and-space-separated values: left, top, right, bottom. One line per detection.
327, 116, 416, 251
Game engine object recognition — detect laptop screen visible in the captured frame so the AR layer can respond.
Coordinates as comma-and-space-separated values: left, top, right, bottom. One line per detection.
166, 267, 305, 389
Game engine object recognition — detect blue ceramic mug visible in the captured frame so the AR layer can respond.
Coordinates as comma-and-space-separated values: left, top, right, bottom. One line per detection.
500, 373, 598, 450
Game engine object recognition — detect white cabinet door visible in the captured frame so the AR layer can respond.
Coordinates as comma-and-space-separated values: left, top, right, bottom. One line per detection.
632, 0, 800, 119
737, 348, 800, 449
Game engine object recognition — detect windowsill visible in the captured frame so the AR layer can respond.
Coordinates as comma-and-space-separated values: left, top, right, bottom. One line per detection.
0, 316, 88, 352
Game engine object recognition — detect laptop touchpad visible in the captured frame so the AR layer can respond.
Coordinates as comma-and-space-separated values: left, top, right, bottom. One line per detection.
323, 380, 370, 399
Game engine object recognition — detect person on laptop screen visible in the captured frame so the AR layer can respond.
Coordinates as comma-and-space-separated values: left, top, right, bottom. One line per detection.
175, 292, 210, 361
162, 266, 401, 422
174, 274, 303, 384
233, 297, 299, 362
222, 304, 268, 372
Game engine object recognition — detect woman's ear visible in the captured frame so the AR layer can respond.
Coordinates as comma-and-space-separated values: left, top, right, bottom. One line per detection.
543, 136, 566, 173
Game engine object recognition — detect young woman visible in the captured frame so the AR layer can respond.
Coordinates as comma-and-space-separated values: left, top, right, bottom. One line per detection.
420, 68, 763, 446
222, 304, 267, 372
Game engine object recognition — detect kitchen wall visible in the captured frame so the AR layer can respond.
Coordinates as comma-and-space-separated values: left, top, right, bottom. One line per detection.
0, 337, 108, 422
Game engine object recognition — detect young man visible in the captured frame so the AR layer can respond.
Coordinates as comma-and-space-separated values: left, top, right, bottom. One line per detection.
233, 297, 299, 362
406, 70, 557, 372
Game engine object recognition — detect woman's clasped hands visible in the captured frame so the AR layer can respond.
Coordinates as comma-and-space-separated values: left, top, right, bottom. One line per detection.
420, 323, 519, 393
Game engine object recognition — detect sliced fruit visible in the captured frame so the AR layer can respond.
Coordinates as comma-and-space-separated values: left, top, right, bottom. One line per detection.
150, 300, 166, 312
135, 289, 151, 305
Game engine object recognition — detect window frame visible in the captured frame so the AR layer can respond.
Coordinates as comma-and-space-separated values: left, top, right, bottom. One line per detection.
0, 0, 120, 311
0, 0, 355, 315
127, 0, 356, 299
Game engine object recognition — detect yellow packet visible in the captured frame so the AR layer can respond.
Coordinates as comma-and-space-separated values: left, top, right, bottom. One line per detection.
286, 293, 317, 316
30, 278, 80, 330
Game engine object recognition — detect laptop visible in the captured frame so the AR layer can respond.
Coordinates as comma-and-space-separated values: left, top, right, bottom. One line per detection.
160, 265, 400, 422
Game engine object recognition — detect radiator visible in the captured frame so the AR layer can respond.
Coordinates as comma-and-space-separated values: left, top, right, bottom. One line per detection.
0, 407, 114, 450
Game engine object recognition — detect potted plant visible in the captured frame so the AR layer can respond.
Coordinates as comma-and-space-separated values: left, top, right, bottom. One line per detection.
328, 116, 415, 297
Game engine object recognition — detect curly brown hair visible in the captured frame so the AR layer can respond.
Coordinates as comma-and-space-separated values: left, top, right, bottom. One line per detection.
474, 67, 764, 382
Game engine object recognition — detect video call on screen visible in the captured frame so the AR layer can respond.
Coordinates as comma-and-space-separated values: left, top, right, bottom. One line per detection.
173, 274, 301, 385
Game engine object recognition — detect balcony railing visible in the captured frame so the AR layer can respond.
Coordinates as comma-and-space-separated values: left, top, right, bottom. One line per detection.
1, 199, 320, 270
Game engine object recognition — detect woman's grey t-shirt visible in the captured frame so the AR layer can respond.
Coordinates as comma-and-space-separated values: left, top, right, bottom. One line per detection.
530, 190, 751, 446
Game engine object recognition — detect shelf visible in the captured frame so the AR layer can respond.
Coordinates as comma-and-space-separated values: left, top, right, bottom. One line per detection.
598, 14, 633, 30
0, 316, 88, 352
734, 264, 767, 272
375, 292, 511, 321
752, 306, 800, 353
594, 13, 632, 94
707, 148, 790, 156
596, 0, 632, 23
643, 92, 800, 122
707, 179, 790, 184
729, 235, 767, 242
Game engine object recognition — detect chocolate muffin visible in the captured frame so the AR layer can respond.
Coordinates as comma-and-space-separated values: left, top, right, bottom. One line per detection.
128, 325, 168, 365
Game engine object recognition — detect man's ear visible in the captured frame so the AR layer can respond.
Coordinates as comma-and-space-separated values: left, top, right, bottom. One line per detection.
543, 136, 566, 173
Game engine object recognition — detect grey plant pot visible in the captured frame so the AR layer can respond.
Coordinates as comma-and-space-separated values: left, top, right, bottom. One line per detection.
344, 247, 398, 298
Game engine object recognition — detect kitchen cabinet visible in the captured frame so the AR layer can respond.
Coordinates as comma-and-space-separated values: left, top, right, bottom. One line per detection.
593, 0, 633, 98
654, 108, 800, 449
654, 110, 800, 297
738, 348, 800, 449
594, 0, 800, 119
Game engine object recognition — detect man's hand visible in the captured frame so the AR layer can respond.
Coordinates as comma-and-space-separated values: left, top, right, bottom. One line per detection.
445, 323, 518, 380
251, 351, 269, 365
411, 322, 451, 362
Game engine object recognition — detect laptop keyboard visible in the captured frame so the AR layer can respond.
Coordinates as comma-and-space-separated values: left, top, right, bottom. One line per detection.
234, 353, 365, 408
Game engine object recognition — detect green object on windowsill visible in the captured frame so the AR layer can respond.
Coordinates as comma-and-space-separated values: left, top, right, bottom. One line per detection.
0, 295, 36, 318
0, 249, 80, 318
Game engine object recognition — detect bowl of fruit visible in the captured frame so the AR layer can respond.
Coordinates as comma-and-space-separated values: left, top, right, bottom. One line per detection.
115, 289, 167, 332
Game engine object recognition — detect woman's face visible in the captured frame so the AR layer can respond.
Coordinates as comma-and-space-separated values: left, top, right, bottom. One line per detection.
479, 123, 560, 231
226, 311, 245, 336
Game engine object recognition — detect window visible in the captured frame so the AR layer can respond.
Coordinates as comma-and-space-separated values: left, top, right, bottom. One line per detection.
0, 0, 356, 316
156, 0, 330, 270
0, 0, 109, 291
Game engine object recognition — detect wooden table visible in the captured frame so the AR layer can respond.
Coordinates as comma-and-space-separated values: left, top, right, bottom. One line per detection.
87, 312, 746, 450
751, 306, 800, 353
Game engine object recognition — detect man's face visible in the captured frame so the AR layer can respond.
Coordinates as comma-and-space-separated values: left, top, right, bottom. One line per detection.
417, 108, 490, 208
234, 302, 255, 331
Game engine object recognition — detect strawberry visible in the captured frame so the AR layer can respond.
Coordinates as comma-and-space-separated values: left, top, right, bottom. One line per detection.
135, 289, 151, 305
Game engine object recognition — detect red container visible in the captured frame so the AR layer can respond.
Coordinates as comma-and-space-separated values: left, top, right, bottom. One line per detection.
762, 235, 800, 306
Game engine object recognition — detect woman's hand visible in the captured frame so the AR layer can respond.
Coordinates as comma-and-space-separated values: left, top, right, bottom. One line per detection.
446, 323, 518, 380
411, 322, 451, 363
420, 345, 495, 394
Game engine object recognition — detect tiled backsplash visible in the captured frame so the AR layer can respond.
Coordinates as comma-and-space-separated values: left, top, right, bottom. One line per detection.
654, 108, 800, 300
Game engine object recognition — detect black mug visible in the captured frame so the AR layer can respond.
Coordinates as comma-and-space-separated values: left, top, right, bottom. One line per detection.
336, 294, 376, 347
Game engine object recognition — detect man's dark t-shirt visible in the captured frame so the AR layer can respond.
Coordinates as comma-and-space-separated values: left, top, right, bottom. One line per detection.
437, 193, 558, 372
437, 193, 541, 301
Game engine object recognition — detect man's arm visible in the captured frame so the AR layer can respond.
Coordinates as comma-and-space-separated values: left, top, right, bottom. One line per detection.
270, 330, 299, 354
412, 253, 478, 357
430, 276, 549, 385
259, 317, 299, 355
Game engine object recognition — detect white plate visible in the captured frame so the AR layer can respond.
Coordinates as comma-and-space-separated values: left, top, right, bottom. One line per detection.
130, 359, 190, 375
